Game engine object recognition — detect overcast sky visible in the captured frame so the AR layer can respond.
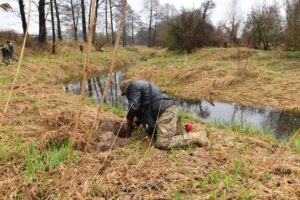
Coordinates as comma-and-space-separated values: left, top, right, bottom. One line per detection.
0, 0, 284, 35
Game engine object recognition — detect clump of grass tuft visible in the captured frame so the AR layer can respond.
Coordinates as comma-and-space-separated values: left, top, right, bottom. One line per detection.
44, 140, 72, 171
90, 182, 101, 197
22, 139, 75, 177
172, 190, 182, 200
23, 142, 46, 176
0, 135, 22, 163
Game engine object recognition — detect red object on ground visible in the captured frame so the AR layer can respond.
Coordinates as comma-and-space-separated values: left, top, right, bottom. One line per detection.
185, 123, 193, 133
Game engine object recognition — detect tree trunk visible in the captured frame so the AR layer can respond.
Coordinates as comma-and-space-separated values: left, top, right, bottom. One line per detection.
92, 0, 101, 44
50, 0, 56, 54
131, 15, 134, 46
18, 0, 27, 35
114, 73, 118, 107
53, 0, 62, 41
109, 0, 115, 45
70, 0, 78, 40
105, 0, 109, 43
153, 6, 158, 46
148, 0, 153, 47
81, 0, 87, 42
87, 79, 93, 96
38, 0, 46, 43
122, 24, 126, 47
96, 77, 104, 96
92, 78, 99, 98
88, 0, 91, 26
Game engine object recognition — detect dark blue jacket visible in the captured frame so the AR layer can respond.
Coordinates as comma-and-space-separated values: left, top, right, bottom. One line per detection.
125, 80, 174, 134
1, 47, 10, 58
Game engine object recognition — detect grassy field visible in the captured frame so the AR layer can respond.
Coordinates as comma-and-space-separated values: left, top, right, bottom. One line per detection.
126, 47, 300, 114
0, 43, 299, 199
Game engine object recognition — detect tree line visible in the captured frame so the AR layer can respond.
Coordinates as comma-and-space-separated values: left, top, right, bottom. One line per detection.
10, 0, 300, 53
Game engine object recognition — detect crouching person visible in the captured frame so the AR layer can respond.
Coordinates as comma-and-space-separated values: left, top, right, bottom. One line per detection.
120, 80, 210, 150
1, 44, 10, 65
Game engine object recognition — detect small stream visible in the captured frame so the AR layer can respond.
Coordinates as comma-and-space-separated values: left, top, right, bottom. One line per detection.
63, 71, 300, 140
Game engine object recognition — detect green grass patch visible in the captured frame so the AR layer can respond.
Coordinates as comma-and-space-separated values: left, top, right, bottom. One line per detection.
208, 120, 273, 138
178, 110, 203, 123
11, 92, 27, 102
23, 139, 75, 177
172, 190, 182, 200
280, 51, 300, 59
293, 136, 300, 153
85, 96, 97, 105
199, 163, 252, 199
0, 76, 13, 85
0, 135, 76, 177
103, 103, 126, 116
0, 135, 22, 163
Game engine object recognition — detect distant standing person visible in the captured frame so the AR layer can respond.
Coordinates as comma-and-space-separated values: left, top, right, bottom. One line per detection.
7, 41, 17, 61
79, 44, 83, 53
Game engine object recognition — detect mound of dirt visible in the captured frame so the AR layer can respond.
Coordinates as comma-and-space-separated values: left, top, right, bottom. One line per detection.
40, 111, 130, 151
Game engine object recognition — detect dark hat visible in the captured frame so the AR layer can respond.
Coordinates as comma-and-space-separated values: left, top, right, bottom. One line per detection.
120, 80, 133, 96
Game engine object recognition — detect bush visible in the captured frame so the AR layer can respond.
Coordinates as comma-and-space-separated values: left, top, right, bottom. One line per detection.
159, 1, 216, 53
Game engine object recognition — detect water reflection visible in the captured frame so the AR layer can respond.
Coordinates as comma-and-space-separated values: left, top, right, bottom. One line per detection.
175, 100, 300, 139
64, 71, 128, 106
64, 71, 300, 140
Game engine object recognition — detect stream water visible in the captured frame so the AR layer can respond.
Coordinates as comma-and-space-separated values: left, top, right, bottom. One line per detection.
64, 71, 300, 140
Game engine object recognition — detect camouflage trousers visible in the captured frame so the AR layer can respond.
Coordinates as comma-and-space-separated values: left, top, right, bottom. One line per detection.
155, 105, 190, 149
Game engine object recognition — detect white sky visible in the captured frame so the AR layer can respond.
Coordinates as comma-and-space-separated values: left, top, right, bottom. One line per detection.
0, 0, 284, 35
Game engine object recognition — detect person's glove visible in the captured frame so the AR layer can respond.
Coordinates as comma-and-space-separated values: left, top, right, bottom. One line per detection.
127, 117, 138, 128
127, 118, 133, 127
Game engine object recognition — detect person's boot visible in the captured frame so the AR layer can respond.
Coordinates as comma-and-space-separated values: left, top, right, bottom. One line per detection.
189, 130, 211, 147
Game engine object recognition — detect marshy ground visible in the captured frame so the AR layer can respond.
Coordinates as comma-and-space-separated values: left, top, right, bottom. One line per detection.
0, 43, 299, 199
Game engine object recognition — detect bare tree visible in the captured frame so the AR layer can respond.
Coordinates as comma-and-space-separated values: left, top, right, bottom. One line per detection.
145, 0, 154, 47
285, 0, 300, 50
109, 0, 115, 45
243, 2, 282, 50
201, 0, 215, 23
16, 0, 27, 35
54, 0, 62, 40
120, 3, 133, 47
125, 8, 141, 46
226, 0, 241, 46
163, 3, 178, 20
92, 0, 103, 43
81, 0, 87, 42
152, 0, 163, 45
60, 0, 80, 40
38, 0, 47, 43
105, 0, 109, 42
160, 1, 216, 53
71, 0, 80, 40
50, 0, 56, 53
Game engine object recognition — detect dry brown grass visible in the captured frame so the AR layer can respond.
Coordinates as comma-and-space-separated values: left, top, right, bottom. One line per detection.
0, 45, 299, 199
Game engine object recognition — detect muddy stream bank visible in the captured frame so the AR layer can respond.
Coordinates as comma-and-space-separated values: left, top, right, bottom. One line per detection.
64, 70, 300, 140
